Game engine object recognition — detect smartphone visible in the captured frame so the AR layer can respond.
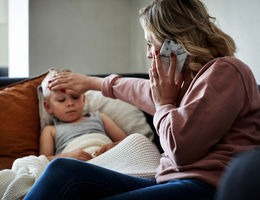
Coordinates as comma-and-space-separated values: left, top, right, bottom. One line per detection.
159, 39, 188, 80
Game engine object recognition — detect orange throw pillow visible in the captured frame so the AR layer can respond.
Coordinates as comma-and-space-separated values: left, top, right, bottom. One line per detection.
0, 73, 47, 170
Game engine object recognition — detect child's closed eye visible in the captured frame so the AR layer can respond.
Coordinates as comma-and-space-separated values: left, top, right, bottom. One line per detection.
71, 95, 80, 100
57, 98, 65, 102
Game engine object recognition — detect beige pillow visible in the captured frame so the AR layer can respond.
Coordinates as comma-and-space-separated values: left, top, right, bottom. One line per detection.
38, 87, 154, 140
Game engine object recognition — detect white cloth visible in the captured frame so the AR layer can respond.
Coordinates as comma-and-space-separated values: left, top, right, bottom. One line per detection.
62, 133, 112, 157
88, 133, 161, 178
0, 155, 49, 200
0, 133, 161, 199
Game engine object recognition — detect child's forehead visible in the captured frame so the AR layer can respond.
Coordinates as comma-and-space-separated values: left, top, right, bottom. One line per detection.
49, 90, 64, 98
50, 90, 82, 98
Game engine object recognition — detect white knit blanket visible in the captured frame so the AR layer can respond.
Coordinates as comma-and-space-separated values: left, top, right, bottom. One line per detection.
88, 133, 161, 178
0, 155, 49, 200
0, 133, 161, 200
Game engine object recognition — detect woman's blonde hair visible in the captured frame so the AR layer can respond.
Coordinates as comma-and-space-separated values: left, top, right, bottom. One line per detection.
139, 0, 236, 75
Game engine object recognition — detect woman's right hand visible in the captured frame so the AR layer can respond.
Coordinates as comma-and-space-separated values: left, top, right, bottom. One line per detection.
49, 71, 103, 95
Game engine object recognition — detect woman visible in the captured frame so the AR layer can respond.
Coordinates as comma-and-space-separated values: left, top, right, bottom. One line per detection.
24, 0, 260, 199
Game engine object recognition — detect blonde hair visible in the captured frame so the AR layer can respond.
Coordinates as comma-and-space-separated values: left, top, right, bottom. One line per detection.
139, 0, 236, 75
41, 68, 70, 98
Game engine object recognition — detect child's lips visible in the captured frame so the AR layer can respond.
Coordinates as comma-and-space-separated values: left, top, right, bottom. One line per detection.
66, 110, 77, 114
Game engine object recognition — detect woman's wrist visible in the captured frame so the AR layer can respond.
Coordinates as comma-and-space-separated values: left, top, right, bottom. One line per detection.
86, 76, 103, 91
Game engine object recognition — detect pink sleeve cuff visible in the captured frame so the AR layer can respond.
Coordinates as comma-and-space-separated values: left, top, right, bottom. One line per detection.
101, 74, 122, 98
153, 104, 177, 134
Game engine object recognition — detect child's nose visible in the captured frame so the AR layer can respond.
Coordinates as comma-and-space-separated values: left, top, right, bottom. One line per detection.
67, 99, 74, 107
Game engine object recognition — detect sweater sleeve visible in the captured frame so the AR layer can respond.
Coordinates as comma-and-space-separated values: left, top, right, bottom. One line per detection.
101, 74, 156, 115
153, 59, 245, 166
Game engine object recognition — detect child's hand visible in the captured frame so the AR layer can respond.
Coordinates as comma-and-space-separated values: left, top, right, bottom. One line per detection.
66, 149, 93, 161
95, 141, 121, 156
95, 143, 116, 156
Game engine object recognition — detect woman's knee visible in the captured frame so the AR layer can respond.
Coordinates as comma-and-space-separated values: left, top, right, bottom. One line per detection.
216, 148, 260, 200
228, 148, 260, 175
47, 157, 78, 172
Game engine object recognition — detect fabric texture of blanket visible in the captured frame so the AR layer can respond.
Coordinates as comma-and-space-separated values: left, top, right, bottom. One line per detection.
0, 155, 49, 200
62, 133, 112, 157
88, 133, 161, 178
0, 133, 161, 199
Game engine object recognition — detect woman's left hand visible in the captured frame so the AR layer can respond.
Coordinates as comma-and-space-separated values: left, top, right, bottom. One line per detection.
149, 52, 183, 110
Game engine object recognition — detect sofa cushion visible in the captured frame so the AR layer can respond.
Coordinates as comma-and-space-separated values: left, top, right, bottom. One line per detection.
0, 73, 47, 170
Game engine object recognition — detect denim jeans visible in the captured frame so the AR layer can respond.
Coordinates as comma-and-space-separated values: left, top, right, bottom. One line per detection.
24, 158, 215, 200
215, 148, 260, 200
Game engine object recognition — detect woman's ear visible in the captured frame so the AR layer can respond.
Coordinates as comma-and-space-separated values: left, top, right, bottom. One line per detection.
44, 101, 53, 115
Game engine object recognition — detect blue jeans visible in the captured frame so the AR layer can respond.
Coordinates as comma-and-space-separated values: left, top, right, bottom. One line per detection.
215, 148, 260, 200
24, 158, 215, 200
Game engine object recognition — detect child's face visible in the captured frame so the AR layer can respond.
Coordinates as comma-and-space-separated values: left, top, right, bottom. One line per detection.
44, 90, 85, 123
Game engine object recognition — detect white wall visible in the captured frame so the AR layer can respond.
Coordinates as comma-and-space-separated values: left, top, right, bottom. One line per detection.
5, 0, 260, 83
129, 0, 153, 73
0, 0, 8, 68
29, 0, 152, 76
202, 0, 260, 83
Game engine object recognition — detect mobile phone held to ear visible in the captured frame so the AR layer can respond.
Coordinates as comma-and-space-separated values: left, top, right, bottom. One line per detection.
160, 39, 188, 80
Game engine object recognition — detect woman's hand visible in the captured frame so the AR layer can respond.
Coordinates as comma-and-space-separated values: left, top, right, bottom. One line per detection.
49, 71, 103, 95
149, 52, 183, 109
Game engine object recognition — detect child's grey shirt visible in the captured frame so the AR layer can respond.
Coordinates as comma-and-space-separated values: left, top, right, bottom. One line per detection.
54, 111, 106, 155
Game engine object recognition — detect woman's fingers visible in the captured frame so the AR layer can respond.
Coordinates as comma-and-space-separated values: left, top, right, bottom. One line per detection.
169, 52, 176, 81
48, 71, 87, 94
154, 50, 164, 79
48, 75, 69, 90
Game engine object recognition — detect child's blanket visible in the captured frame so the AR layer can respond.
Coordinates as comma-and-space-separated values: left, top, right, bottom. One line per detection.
0, 133, 161, 200
0, 155, 49, 200
62, 133, 113, 157
88, 133, 161, 178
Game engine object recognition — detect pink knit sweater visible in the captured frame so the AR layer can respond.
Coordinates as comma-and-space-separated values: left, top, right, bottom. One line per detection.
101, 56, 260, 187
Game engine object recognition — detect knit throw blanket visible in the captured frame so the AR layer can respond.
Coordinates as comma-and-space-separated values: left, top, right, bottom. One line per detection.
88, 133, 161, 178
0, 133, 161, 200
0, 155, 49, 200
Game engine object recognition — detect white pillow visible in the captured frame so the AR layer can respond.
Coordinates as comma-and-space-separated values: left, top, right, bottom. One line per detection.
37, 86, 154, 141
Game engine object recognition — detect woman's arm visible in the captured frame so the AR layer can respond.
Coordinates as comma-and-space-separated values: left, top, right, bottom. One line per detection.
50, 71, 156, 115
101, 75, 156, 115
154, 59, 246, 166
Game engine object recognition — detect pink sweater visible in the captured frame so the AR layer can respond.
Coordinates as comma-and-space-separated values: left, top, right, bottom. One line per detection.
101, 56, 260, 187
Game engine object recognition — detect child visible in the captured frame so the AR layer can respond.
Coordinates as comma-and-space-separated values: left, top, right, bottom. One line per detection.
40, 69, 127, 161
